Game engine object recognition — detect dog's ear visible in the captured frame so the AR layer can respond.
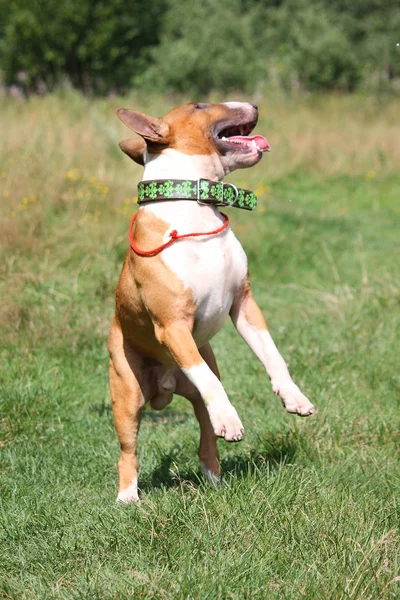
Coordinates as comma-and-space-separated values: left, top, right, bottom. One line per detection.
116, 108, 170, 143
119, 138, 146, 166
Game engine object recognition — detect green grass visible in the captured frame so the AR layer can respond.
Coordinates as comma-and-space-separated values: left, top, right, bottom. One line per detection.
0, 92, 399, 599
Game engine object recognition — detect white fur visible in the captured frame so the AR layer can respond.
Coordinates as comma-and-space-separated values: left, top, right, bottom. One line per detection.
164, 224, 247, 348
181, 362, 227, 405
231, 314, 315, 416
182, 363, 244, 440
260, 332, 315, 415
143, 149, 225, 181
222, 101, 250, 109
117, 477, 139, 504
201, 462, 222, 487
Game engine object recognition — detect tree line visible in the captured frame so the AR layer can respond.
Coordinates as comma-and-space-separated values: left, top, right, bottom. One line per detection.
1, 0, 399, 95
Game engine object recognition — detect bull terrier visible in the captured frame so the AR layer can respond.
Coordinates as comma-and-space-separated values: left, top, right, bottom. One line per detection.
108, 102, 315, 503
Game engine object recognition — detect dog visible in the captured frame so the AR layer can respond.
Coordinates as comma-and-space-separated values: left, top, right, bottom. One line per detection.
108, 102, 315, 503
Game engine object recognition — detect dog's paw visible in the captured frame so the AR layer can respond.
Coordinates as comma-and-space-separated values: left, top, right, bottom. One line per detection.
116, 480, 139, 504
273, 381, 315, 417
207, 403, 245, 441
201, 462, 222, 488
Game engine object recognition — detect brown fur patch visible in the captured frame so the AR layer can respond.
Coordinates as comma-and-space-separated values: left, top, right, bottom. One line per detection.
115, 209, 196, 364
119, 138, 146, 165
144, 103, 248, 156
241, 272, 269, 330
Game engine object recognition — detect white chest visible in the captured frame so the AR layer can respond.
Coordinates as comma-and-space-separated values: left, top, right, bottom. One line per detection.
161, 225, 248, 346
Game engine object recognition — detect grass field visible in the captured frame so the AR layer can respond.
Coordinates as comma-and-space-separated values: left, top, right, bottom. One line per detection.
0, 91, 399, 599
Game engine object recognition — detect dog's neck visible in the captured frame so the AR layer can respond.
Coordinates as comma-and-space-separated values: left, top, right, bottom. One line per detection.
142, 148, 226, 182
140, 148, 227, 227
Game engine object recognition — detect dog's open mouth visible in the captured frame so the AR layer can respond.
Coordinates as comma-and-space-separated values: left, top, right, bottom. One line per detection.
216, 122, 271, 153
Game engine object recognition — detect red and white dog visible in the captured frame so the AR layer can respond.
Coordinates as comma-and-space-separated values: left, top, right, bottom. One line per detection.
108, 102, 315, 503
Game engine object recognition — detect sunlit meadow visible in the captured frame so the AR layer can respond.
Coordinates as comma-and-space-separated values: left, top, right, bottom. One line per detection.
0, 91, 399, 599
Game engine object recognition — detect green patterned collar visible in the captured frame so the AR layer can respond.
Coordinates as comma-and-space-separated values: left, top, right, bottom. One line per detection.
137, 179, 257, 210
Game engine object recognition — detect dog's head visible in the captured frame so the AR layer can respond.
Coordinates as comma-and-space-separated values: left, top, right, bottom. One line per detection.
117, 102, 270, 175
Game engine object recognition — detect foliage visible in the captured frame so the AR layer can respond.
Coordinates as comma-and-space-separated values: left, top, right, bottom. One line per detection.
260, 0, 362, 91
141, 0, 362, 93
137, 0, 265, 94
0, 0, 166, 93
1, 0, 399, 94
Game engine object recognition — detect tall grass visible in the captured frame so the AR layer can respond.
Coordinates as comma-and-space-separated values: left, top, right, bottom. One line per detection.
1, 91, 399, 599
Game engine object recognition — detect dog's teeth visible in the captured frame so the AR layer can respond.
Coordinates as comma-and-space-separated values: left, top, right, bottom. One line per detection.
221, 136, 228, 141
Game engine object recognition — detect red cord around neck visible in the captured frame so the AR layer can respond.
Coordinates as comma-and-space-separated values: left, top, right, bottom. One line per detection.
129, 211, 230, 257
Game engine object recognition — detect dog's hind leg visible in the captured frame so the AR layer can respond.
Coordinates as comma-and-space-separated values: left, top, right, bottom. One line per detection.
175, 343, 221, 486
108, 320, 145, 503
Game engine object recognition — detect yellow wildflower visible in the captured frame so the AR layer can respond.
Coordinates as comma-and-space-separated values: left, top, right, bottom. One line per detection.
64, 169, 80, 181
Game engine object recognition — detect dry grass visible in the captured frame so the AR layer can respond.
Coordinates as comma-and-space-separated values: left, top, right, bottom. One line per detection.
1, 91, 399, 345
1, 92, 398, 239
1, 92, 399, 183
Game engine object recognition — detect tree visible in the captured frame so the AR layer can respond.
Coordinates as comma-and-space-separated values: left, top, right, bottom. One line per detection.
0, 0, 167, 93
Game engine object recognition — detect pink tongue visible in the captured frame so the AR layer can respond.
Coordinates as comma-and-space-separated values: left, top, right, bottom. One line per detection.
228, 134, 271, 151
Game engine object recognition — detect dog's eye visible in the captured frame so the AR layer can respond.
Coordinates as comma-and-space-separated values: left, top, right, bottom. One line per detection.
193, 103, 207, 110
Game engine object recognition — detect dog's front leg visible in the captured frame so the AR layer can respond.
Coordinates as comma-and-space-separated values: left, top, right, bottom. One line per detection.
156, 322, 244, 441
230, 276, 315, 417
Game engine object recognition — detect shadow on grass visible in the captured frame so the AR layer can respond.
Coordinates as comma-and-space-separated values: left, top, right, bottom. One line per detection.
221, 435, 298, 478
90, 403, 189, 425
91, 401, 112, 417
141, 410, 189, 425
140, 432, 299, 493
